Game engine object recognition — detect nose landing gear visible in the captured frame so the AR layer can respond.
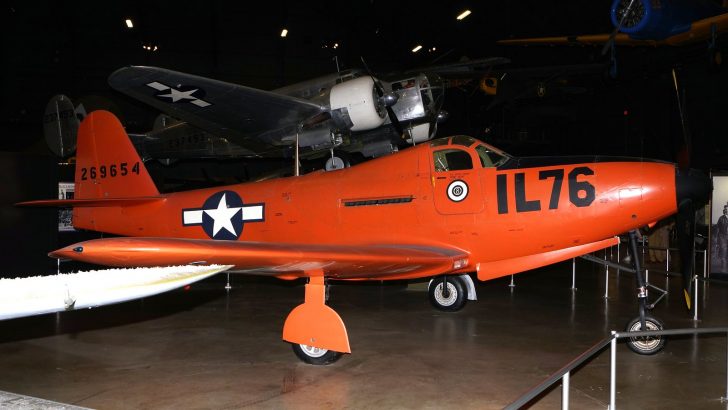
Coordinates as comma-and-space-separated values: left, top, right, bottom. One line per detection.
625, 229, 666, 355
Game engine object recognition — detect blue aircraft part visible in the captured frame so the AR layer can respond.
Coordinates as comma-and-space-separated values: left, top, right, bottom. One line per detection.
610, 0, 725, 40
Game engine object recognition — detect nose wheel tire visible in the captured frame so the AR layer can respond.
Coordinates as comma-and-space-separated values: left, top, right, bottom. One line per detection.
291, 343, 343, 365
625, 316, 666, 355
428, 276, 467, 312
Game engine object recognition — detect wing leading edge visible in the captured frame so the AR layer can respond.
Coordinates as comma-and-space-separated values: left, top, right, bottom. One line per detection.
50, 237, 470, 281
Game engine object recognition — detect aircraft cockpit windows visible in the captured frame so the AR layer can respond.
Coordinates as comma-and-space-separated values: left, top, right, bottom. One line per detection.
335, 70, 360, 84
475, 145, 508, 168
433, 149, 473, 172
451, 135, 478, 147
430, 138, 450, 147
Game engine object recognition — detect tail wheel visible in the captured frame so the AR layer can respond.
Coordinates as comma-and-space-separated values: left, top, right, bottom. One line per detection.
428, 276, 467, 312
625, 316, 666, 355
291, 343, 342, 365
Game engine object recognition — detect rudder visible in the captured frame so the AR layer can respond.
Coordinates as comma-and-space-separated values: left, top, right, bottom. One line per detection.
75, 110, 158, 199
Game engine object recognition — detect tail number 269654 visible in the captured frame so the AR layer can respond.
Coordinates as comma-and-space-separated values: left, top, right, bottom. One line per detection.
80, 162, 140, 181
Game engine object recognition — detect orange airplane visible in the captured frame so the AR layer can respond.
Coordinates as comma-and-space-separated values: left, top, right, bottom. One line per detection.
20, 110, 710, 364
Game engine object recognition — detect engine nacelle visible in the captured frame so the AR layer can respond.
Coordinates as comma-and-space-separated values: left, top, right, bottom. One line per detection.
610, 0, 723, 40
329, 76, 386, 132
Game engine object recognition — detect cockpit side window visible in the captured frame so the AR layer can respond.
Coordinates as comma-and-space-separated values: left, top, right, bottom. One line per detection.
433, 149, 473, 172
475, 145, 507, 168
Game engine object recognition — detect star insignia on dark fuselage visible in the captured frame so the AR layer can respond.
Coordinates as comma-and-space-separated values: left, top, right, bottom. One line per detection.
182, 191, 264, 240
146, 81, 212, 107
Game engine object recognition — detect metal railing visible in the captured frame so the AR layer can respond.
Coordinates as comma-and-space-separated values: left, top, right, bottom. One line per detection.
505, 327, 728, 410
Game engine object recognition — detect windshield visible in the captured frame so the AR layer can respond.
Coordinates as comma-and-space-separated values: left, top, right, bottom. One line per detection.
475, 144, 509, 168
429, 136, 511, 168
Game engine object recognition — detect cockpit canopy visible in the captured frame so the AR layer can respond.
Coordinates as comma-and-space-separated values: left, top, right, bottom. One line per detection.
430, 135, 510, 172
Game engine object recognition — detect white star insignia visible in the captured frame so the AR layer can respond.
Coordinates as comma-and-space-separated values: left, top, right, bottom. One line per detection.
157, 88, 200, 103
203, 194, 241, 237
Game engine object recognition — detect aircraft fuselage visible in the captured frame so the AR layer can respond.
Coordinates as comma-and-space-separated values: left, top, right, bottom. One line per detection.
72, 135, 678, 281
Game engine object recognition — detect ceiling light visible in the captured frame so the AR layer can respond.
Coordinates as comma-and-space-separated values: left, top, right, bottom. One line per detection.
456, 10, 471, 20
280, 28, 288, 38
125, 19, 134, 28
411, 45, 422, 53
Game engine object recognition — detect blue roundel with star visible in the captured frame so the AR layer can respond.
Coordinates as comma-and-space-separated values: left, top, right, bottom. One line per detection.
182, 190, 265, 240
201, 191, 243, 240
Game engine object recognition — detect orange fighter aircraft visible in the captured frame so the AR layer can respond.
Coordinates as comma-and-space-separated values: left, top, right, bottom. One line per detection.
20, 110, 710, 364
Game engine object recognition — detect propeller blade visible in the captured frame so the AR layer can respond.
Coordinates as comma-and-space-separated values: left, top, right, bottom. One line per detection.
674, 167, 712, 311
676, 197, 695, 310
360, 56, 405, 138
601, 0, 638, 56
387, 106, 404, 137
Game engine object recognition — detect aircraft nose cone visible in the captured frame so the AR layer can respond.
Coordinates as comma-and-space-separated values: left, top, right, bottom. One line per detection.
675, 168, 711, 207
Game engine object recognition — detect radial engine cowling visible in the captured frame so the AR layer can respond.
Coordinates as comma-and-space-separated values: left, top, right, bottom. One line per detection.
329, 76, 386, 132
610, 0, 723, 40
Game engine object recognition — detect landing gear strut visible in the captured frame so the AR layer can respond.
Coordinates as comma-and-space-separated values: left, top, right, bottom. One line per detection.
625, 229, 666, 355
283, 273, 349, 365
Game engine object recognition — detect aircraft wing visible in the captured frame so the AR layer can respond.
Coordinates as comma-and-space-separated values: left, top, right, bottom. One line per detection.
50, 237, 469, 281
498, 33, 653, 47
0, 265, 231, 320
498, 13, 728, 47
399, 56, 511, 77
108, 66, 326, 152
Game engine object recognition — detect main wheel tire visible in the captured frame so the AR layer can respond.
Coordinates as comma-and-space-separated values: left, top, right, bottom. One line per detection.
428, 276, 467, 312
291, 343, 342, 365
625, 316, 666, 355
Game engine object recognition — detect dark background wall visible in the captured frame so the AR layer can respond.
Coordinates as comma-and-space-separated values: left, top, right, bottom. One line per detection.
2, 1, 728, 274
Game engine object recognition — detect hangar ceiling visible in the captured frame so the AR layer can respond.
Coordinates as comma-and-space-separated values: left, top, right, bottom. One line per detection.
3, 1, 728, 167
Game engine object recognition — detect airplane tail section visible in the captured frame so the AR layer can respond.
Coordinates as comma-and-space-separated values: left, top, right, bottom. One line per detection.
75, 110, 158, 199
18, 110, 163, 233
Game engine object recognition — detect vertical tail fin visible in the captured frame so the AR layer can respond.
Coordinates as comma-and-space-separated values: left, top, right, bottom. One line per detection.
75, 110, 158, 199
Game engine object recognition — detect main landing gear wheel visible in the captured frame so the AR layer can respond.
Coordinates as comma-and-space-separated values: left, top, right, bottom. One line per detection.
291, 343, 343, 365
429, 276, 467, 312
625, 316, 666, 355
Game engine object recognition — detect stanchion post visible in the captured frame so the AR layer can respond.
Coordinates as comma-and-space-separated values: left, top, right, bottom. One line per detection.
604, 257, 609, 299
616, 241, 620, 273
694, 274, 699, 321
509, 275, 515, 288
724, 331, 728, 403
617, 241, 620, 262
610, 332, 617, 410
666, 248, 670, 272
562, 371, 570, 410
571, 258, 576, 290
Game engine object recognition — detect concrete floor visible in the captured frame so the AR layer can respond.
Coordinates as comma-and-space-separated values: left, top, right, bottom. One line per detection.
0, 258, 727, 409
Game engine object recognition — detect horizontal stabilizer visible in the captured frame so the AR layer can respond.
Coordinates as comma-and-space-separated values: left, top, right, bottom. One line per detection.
0, 264, 231, 321
17, 196, 166, 208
